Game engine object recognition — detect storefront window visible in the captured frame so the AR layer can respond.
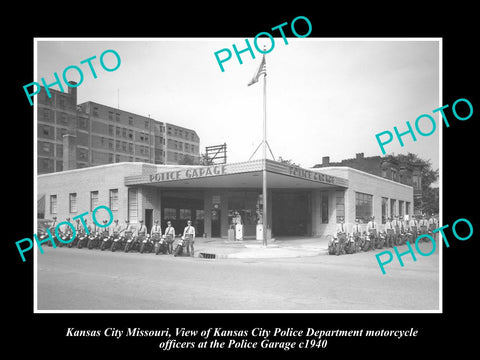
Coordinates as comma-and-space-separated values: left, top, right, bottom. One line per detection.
335, 191, 345, 223
179, 208, 192, 220
321, 192, 329, 224
128, 188, 138, 223
381, 197, 388, 224
355, 192, 372, 223
163, 208, 176, 220
390, 199, 396, 218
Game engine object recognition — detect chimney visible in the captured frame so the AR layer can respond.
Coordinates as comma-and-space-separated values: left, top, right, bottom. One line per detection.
63, 133, 77, 171
356, 152, 364, 160
322, 156, 330, 165
67, 81, 77, 106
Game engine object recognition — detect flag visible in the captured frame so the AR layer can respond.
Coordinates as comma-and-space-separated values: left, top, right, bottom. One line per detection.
247, 54, 266, 86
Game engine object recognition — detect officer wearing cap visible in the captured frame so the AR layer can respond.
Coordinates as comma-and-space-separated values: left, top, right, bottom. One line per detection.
408, 215, 418, 244
163, 220, 175, 254
137, 219, 147, 237
151, 219, 162, 238
112, 219, 122, 237
429, 213, 439, 241
48, 216, 58, 247
367, 216, 378, 249
391, 215, 402, 245
182, 220, 196, 257
384, 217, 394, 247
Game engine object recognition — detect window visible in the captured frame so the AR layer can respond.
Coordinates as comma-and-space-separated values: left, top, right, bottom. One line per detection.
43, 109, 51, 121
179, 208, 192, 220
43, 125, 50, 136
390, 199, 396, 218
128, 188, 138, 223
335, 191, 345, 223
108, 111, 113, 120
391, 168, 398, 181
115, 113, 120, 122
115, 154, 120, 162
50, 195, 57, 214
399, 200, 404, 217
122, 128, 127, 138
145, 120, 149, 128
164, 208, 177, 220
406, 202, 411, 215
90, 191, 99, 212
381, 197, 388, 224
129, 116, 133, 125
109, 189, 119, 211
355, 192, 372, 223
321, 192, 329, 224
93, 107, 99, 117
108, 125, 114, 136
69, 193, 77, 213
196, 209, 205, 220
59, 97, 65, 108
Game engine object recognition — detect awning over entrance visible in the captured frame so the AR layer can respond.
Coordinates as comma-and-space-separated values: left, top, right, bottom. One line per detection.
124, 159, 348, 189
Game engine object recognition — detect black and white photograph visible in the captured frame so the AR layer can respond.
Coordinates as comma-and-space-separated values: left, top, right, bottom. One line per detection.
7, 7, 478, 357
33, 38, 441, 312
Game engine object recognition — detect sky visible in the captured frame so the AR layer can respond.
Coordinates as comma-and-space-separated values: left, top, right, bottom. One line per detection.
36, 38, 440, 171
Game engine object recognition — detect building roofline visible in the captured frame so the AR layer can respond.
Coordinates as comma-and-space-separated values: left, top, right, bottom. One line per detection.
311, 166, 413, 189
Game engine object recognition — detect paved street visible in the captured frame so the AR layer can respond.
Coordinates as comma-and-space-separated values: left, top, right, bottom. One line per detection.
36, 239, 439, 311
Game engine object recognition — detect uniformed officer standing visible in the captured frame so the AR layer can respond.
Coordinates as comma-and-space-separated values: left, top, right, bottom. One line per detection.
151, 219, 162, 239
419, 214, 429, 241
391, 215, 402, 245
182, 220, 196, 257
408, 215, 419, 244
137, 220, 147, 238
163, 220, 175, 254
429, 213, 439, 241
384, 217, 394, 247
334, 217, 347, 255
367, 216, 378, 249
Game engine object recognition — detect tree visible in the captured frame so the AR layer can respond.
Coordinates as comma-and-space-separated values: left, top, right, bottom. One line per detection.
277, 156, 300, 167
387, 152, 439, 214
177, 154, 197, 165
199, 153, 214, 165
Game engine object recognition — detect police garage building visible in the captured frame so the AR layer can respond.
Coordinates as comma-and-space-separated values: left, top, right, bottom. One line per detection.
38, 159, 413, 238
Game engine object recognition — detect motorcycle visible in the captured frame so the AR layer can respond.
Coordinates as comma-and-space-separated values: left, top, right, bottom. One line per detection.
328, 233, 346, 256
124, 234, 142, 253
139, 234, 154, 254
376, 231, 386, 249
88, 231, 107, 249
154, 236, 169, 255
100, 233, 116, 251
344, 234, 357, 254
111, 234, 128, 252
76, 231, 89, 249
361, 232, 372, 251
57, 231, 73, 247
174, 235, 192, 257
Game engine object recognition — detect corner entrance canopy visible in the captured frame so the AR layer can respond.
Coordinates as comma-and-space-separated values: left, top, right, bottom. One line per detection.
124, 159, 348, 189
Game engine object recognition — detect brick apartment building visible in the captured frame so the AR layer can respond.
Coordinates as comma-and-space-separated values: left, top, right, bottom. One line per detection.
37, 84, 201, 174
314, 152, 424, 215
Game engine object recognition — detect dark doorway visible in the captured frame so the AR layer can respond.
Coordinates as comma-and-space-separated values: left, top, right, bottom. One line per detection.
211, 208, 221, 237
144, 209, 153, 232
272, 191, 310, 236
161, 190, 204, 236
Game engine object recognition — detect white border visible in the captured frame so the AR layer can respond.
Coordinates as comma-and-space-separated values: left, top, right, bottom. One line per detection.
33, 37, 442, 314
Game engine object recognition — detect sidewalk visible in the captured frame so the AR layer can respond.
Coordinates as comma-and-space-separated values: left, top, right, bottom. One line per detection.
193, 236, 330, 259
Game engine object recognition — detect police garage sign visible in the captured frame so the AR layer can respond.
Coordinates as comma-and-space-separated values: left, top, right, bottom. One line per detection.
149, 165, 227, 183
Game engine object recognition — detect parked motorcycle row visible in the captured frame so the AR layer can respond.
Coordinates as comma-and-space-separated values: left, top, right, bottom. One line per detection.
328, 229, 433, 256
38, 228, 192, 257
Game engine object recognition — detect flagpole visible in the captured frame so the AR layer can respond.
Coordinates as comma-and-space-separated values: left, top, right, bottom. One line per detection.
262, 64, 268, 247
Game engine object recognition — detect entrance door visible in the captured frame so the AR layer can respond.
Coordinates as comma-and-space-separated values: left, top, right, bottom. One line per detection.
145, 209, 153, 233
211, 209, 221, 237
272, 191, 310, 236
